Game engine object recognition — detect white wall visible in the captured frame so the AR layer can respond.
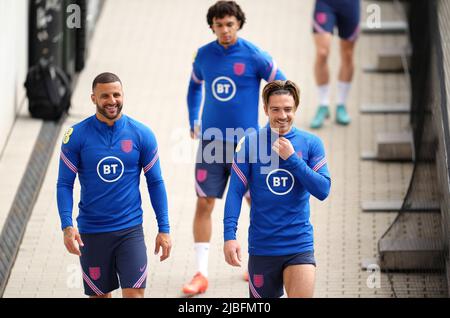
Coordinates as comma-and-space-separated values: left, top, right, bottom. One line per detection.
0, 0, 28, 154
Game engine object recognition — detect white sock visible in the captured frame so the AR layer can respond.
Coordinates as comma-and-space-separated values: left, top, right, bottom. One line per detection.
318, 84, 330, 106
337, 81, 351, 105
194, 243, 210, 277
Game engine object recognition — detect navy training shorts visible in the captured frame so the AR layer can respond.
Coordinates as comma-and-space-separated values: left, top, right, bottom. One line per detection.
248, 251, 316, 298
79, 224, 148, 296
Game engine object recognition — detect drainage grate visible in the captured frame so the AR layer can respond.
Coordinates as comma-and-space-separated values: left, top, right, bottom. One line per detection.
0, 116, 65, 297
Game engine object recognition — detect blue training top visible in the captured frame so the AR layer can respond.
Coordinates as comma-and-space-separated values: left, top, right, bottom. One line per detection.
187, 38, 286, 143
224, 126, 331, 256
56, 114, 170, 234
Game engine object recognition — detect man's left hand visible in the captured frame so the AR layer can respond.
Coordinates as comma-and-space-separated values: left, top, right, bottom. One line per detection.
154, 232, 172, 262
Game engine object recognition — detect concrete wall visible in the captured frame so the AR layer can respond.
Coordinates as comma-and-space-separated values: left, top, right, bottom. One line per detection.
0, 0, 29, 154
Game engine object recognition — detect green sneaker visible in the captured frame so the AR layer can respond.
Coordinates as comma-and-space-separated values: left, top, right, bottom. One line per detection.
336, 104, 350, 125
310, 105, 330, 129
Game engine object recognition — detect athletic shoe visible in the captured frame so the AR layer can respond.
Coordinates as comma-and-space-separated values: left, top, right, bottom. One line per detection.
336, 104, 351, 125
182, 272, 208, 295
310, 105, 330, 129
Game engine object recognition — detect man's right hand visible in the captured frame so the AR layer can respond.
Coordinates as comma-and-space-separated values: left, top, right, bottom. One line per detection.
63, 226, 84, 256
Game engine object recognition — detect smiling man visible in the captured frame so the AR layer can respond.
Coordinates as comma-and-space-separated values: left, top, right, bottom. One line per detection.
183, 1, 286, 295
57, 72, 172, 298
223, 80, 331, 298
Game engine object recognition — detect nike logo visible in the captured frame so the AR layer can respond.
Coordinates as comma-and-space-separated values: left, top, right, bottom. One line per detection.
140, 265, 146, 272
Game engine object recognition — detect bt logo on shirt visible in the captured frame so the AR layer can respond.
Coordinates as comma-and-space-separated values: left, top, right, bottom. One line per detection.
266, 169, 295, 195
97, 156, 124, 183
212, 76, 236, 102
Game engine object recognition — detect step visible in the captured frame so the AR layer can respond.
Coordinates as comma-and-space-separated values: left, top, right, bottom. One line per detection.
361, 131, 413, 161
362, 21, 407, 34
378, 212, 445, 271
360, 103, 409, 114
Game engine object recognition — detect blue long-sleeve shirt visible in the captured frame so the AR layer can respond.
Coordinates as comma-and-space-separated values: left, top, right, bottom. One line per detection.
224, 126, 331, 256
56, 114, 170, 234
187, 38, 286, 142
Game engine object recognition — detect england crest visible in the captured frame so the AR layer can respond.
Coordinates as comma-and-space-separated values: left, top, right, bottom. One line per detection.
121, 140, 133, 153
196, 169, 208, 183
233, 63, 246, 76
316, 12, 327, 25
253, 274, 264, 288
89, 267, 101, 281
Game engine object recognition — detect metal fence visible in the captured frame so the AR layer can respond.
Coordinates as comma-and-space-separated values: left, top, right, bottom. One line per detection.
378, 0, 450, 296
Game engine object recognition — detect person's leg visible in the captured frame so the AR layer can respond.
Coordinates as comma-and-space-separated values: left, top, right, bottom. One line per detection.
335, 0, 360, 125
194, 197, 216, 243
184, 140, 228, 295
282, 251, 317, 298
193, 196, 216, 276
181, 197, 215, 295
314, 33, 332, 87
338, 39, 356, 83
283, 264, 316, 298
311, 0, 335, 129
311, 33, 333, 129
79, 232, 120, 298
122, 288, 144, 298
90, 293, 112, 299
335, 39, 356, 125
115, 225, 148, 298
248, 255, 284, 298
